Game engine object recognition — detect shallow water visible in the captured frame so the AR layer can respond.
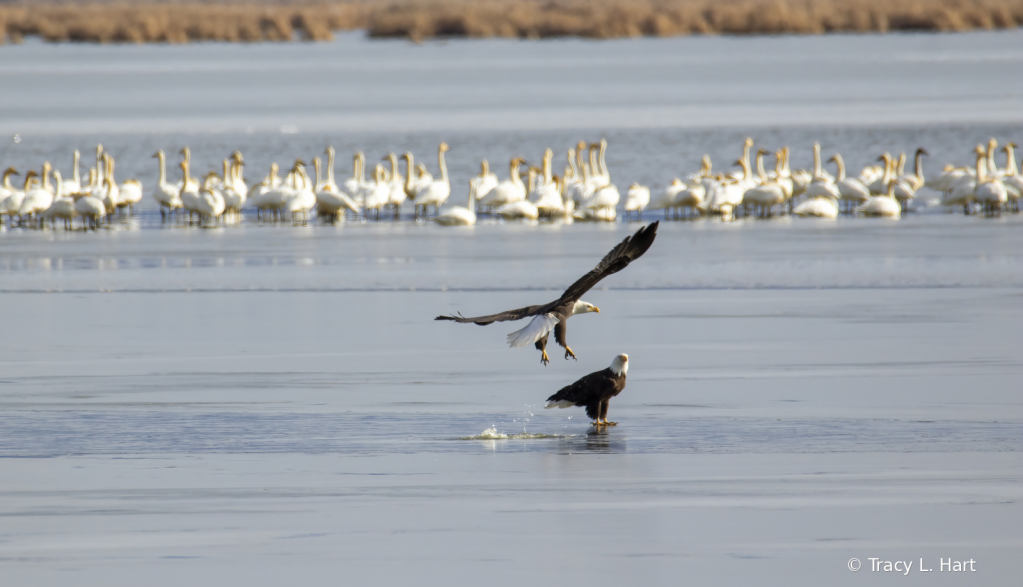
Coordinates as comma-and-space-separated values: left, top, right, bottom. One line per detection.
2, 31, 1022, 586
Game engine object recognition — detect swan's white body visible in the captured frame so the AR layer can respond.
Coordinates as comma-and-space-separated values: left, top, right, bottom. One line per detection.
363, 165, 391, 218
496, 199, 539, 220
314, 155, 361, 219
858, 183, 902, 218
59, 150, 82, 197
152, 150, 183, 213
196, 174, 226, 225
435, 179, 477, 226
480, 158, 527, 209
584, 183, 620, 213
413, 143, 451, 217
473, 159, 499, 201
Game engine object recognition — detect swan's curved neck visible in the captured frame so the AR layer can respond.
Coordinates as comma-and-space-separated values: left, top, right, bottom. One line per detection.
467, 179, 476, 213
598, 141, 608, 177
73, 151, 80, 185
1006, 145, 1019, 176
880, 155, 892, 186
156, 152, 167, 186
813, 143, 822, 177
511, 161, 523, 186
404, 154, 414, 192
388, 155, 399, 184
180, 162, 191, 192
833, 154, 846, 181
326, 148, 335, 186
588, 147, 598, 181
975, 151, 987, 182
755, 153, 767, 182
437, 146, 448, 184
914, 150, 925, 181
567, 149, 578, 178
313, 158, 322, 190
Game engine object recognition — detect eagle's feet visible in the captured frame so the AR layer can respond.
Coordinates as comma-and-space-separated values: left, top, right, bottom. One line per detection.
540, 349, 550, 366
591, 420, 617, 427
604, 421, 618, 426
564, 347, 578, 361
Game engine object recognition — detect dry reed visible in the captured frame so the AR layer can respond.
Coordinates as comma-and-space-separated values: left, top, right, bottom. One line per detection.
2, 0, 1021, 44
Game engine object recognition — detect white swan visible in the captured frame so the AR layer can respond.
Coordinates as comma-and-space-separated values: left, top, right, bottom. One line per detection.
972, 144, 1008, 215
19, 165, 55, 224
648, 179, 683, 217
115, 158, 143, 215
314, 156, 361, 221
535, 176, 569, 218
0, 167, 22, 225
59, 150, 82, 197
473, 159, 498, 202
624, 184, 650, 220
792, 150, 839, 218
363, 164, 391, 220
828, 153, 870, 213
583, 173, 621, 216
178, 160, 203, 223
220, 157, 247, 218
344, 152, 365, 201
858, 181, 902, 218
250, 163, 282, 221
286, 161, 316, 224
435, 178, 477, 226
480, 157, 527, 211
196, 172, 226, 226
384, 152, 406, 218
75, 178, 108, 229
999, 142, 1022, 212
42, 171, 78, 229
742, 149, 787, 217
413, 142, 451, 218
152, 150, 183, 217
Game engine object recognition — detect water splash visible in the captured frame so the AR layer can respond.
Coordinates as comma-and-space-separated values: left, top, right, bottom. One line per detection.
459, 427, 570, 441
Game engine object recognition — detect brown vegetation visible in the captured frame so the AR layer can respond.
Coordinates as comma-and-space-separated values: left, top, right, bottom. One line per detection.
1, 0, 1021, 44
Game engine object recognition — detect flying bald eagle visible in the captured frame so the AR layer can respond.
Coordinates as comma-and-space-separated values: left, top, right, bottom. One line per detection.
545, 354, 628, 425
436, 222, 658, 365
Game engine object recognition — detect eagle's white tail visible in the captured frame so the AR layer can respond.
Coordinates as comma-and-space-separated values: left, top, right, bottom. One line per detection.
506, 313, 559, 348
545, 399, 575, 409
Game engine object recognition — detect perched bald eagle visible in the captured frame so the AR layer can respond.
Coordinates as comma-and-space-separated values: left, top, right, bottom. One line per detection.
436, 222, 658, 365
545, 354, 628, 425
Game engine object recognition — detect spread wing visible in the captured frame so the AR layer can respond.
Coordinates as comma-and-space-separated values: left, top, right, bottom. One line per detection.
555, 221, 658, 305
435, 303, 552, 325
434, 221, 658, 325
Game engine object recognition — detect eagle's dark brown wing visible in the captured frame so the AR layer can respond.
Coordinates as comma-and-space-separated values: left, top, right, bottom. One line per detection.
435, 303, 552, 325
435, 221, 658, 326
554, 221, 658, 306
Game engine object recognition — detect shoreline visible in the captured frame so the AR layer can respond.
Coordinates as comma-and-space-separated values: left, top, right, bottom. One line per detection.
2, 1, 1022, 44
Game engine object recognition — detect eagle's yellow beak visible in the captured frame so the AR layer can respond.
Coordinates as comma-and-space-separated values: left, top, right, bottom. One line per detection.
594, 307, 601, 313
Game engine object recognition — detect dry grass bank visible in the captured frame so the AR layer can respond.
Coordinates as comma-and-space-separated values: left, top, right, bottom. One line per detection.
1, 0, 1021, 44
0, 2, 370, 43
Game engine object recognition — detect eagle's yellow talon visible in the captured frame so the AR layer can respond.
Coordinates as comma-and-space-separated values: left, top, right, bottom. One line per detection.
541, 350, 550, 365
564, 346, 577, 361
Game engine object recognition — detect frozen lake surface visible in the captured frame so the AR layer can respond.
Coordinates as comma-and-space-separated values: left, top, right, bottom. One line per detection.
1, 30, 1022, 586
2, 220, 1021, 585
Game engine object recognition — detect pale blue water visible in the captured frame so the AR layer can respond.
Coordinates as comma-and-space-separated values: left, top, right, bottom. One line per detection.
1, 30, 1021, 587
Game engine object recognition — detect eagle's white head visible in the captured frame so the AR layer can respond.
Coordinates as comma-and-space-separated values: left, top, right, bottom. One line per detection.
610, 353, 628, 376
572, 300, 600, 315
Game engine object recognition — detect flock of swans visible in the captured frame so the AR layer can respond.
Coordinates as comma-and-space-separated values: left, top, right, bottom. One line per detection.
1, 137, 1020, 231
